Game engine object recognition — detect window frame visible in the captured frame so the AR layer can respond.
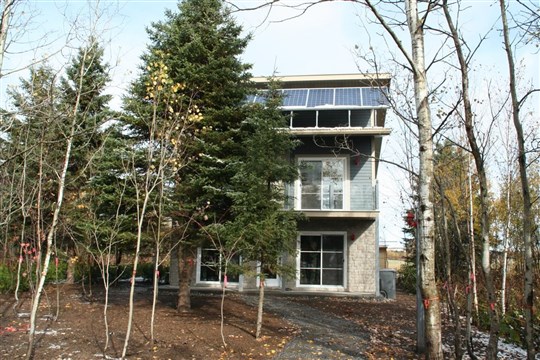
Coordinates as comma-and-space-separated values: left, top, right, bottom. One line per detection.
295, 155, 350, 211
196, 247, 241, 285
296, 232, 347, 289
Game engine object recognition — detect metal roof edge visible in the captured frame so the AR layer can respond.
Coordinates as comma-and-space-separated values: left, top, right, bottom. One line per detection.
252, 73, 391, 82
252, 73, 391, 88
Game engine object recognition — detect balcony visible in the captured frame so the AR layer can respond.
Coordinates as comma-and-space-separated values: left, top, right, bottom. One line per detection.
284, 182, 379, 219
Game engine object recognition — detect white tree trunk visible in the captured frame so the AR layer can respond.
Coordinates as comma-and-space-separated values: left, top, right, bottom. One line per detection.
405, 0, 443, 357
468, 157, 479, 316
26, 108, 76, 360
26, 43, 89, 360
121, 168, 153, 359
150, 178, 165, 343
0, 0, 15, 74
255, 277, 265, 339
501, 170, 511, 315
150, 248, 160, 341
499, 1, 535, 357
442, 3, 500, 357
220, 267, 228, 347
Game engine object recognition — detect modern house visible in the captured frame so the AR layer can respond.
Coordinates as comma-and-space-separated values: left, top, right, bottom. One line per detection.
192, 73, 391, 295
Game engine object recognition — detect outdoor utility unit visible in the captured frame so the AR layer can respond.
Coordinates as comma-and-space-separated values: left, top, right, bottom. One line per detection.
379, 269, 396, 299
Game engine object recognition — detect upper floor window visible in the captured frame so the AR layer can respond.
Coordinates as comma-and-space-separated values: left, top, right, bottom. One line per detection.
284, 109, 372, 129
298, 157, 347, 210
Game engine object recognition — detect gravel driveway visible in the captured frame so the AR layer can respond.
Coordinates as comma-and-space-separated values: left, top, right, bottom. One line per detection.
241, 293, 371, 359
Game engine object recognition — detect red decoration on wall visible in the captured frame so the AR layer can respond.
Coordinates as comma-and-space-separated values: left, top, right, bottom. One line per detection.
350, 232, 356, 241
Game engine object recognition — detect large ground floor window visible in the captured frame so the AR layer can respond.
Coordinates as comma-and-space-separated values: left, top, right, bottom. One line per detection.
298, 234, 345, 286
198, 247, 240, 283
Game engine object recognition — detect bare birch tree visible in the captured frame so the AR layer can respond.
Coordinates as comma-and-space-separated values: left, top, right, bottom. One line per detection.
120, 55, 200, 358
25, 41, 95, 358
499, 0, 537, 357
362, 0, 443, 356
0, 0, 72, 80
7, 3, 117, 352
82, 174, 129, 353
0, 0, 15, 75
441, 1, 501, 357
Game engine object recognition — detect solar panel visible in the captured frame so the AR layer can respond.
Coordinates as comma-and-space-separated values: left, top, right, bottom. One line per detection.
245, 94, 257, 104
379, 87, 390, 105
253, 91, 267, 104
361, 88, 388, 106
246, 87, 389, 108
335, 88, 362, 106
283, 89, 308, 107
307, 89, 334, 107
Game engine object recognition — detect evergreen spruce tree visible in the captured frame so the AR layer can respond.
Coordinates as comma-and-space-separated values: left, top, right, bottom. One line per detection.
2, 40, 113, 284
4, 64, 65, 262
3, 40, 113, 356
61, 39, 112, 175
59, 39, 113, 283
121, 39, 211, 351
227, 83, 300, 338
125, 0, 253, 311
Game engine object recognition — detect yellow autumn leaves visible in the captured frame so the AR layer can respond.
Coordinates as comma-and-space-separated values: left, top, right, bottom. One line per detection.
144, 59, 178, 99
144, 56, 203, 125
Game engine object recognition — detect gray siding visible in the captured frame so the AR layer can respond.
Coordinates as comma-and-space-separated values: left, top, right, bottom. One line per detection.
349, 139, 374, 210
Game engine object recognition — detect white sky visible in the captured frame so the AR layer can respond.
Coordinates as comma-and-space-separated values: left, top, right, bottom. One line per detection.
1, 0, 539, 249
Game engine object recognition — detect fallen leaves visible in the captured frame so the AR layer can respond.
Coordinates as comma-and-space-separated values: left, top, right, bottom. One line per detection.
0, 322, 29, 335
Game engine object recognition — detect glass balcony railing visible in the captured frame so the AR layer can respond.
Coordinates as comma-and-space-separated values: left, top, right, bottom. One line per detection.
283, 182, 379, 212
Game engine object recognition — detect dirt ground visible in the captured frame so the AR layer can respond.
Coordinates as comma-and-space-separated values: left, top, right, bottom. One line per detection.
1, 284, 420, 359
292, 293, 419, 359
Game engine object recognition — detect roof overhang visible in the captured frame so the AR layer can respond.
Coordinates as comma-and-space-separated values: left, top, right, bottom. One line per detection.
252, 73, 392, 89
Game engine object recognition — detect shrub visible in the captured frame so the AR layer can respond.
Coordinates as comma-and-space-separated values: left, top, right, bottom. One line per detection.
397, 262, 416, 294
70, 262, 170, 285
46, 258, 68, 283
0, 257, 67, 294
0, 264, 16, 293
133, 262, 169, 283
499, 310, 525, 346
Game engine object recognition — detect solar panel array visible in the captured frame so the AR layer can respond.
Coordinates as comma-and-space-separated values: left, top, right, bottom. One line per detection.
335, 88, 362, 106
250, 87, 388, 108
306, 89, 334, 107
282, 89, 308, 107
